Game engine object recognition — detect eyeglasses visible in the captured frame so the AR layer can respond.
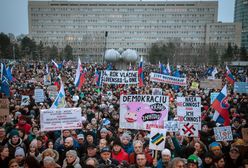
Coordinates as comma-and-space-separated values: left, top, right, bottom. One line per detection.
137, 158, 145, 160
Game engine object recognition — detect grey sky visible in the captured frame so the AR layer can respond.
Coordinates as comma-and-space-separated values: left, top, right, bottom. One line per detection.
0, 0, 235, 36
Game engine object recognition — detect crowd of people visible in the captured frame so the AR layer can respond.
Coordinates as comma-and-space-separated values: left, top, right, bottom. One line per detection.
0, 60, 247, 168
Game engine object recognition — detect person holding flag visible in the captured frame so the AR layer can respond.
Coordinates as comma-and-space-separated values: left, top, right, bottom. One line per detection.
225, 66, 235, 85
74, 58, 86, 91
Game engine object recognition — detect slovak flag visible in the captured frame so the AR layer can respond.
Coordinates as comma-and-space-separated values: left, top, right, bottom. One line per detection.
94, 69, 102, 87
138, 56, 144, 87
225, 66, 235, 85
211, 85, 230, 126
74, 58, 86, 90
52, 60, 59, 69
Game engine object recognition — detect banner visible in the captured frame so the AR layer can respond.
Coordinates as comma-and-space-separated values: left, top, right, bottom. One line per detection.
149, 128, 167, 151
35, 89, 45, 103
119, 95, 169, 131
234, 82, 248, 94
200, 79, 222, 89
152, 88, 163, 95
101, 70, 138, 84
44, 74, 51, 85
0, 99, 9, 123
164, 121, 179, 132
150, 72, 187, 86
214, 126, 233, 141
40, 108, 82, 131
21, 95, 30, 106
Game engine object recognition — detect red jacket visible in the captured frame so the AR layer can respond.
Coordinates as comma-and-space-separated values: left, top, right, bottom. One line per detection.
129, 151, 153, 165
112, 148, 129, 164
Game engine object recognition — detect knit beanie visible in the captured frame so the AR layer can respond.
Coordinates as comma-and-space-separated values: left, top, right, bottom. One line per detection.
15, 147, 25, 157
9, 129, 19, 138
209, 142, 221, 151
188, 154, 198, 164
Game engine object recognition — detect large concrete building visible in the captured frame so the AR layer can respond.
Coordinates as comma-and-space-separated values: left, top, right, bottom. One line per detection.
28, 0, 241, 61
234, 0, 248, 51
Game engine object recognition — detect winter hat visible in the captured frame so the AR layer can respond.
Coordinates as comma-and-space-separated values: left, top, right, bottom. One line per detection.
66, 150, 78, 158
187, 154, 198, 164
121, 132, 132, 141
209, 142, 221, 151
100, 146, 111, 153
100, 128, 108, 133
9, 129, 19, 138
102, 118, 111, 126
162, 148, 171, 157
15, 147, 25, 157
77, 134, 84, 140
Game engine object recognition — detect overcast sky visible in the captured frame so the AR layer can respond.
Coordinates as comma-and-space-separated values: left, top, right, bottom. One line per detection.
0, 0, 235, 36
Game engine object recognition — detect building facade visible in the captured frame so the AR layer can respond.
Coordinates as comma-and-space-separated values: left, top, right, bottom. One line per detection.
234, 0, 248, 51
28, 0, 241, 61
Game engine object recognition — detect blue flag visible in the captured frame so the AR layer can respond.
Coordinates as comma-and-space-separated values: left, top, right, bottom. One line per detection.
6, 66, 13, 81
1, 64, 10, 96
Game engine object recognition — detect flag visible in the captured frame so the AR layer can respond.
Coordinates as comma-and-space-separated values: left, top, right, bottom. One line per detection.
211, 85, 230, 126
138, 56, 144, 87
167, 62, 171, 74
0, 63, 10, 97
6, 66, 13, 81
54, 75, 61, 91
52, 60, 59, 69
172, 70, 181, 91
225, 66, 235, 85
107, 63, 112, 70
159, 61, 168, 75
50, 82, 66, 109
205, 67, 214, 76
211, 67, 218, 79
213, 111, 225, 125
45, 64, 49, 74
74, 58, 86, 90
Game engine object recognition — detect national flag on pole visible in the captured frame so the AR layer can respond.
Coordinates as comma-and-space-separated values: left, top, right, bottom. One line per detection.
211, 67, 218, 79
6, 66, 13, 81
45, 64, 49, 74
52, 60, 59, 69
225, 66, 235, 85
167, 62, 171, 74
74, 58, 86, 90
138, 56, 144, 87
211, 85, 230, 126
54, 75, 61, 91
50, 81, 66, 109
159, 61, 168, 75
0, 63, 10, 97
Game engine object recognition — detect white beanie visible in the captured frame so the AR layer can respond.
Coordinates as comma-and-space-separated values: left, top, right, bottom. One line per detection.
162, 148, 171, 157
15, 147, 25, 157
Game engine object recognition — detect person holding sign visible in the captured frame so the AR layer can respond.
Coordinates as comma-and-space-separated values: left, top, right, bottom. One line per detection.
153, 148, 171, 168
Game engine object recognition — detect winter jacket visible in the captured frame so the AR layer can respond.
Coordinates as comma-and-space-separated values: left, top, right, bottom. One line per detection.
112, 148, 129, 164
7, 139, 26, 159
122, 142, 134, 155
62, 157, 82, 168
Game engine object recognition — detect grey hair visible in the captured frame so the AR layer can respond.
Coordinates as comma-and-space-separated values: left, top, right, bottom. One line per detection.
43, 156, 56, 166
168, 157, 186, 168
85, 157, 99, 166
133, 140, 143, 147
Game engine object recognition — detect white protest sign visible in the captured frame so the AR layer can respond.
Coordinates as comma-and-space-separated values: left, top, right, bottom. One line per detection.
164, 121, 179, 132
214, 126, 233, 141
149, 128, 167, 151
150, 72, 187, 86
44, 74, 52, 85
180, 122, 199, 137
176, 97, 201, 129
21, 95, 30, 106
35, 89, 45, 103
102, 70, 138, 84
40, 108, 82, 131
119, 95, 169, 131
152, 88, 163, 95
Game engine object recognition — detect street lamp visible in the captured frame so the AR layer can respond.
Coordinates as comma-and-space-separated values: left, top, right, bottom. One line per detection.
103, 31, 108, 63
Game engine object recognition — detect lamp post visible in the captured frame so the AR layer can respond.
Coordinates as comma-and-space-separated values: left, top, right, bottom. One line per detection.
103, 31, 108, 63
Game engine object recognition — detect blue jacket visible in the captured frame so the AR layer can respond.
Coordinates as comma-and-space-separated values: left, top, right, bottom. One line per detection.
122, 142, 134, 155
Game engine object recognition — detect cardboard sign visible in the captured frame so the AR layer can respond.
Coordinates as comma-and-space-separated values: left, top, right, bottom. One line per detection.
149, 128, 167, 151
44, 74, 52, 85
234, 82, 248, 94
177, 97, 201, 129
40, 108, 82, 131
150, 72, 187, 86
21, 95, 30, 106
35, 89, 45, 103
102, 70, 138, 84
180, 122, 199, 137
214, 126, 233, 141
152, 88, 163, 95
200, 79, 222, 89
119, 95, 169, 131
0, 99, 9, 123
164, 121, 179, 132
242, 128, 248, 142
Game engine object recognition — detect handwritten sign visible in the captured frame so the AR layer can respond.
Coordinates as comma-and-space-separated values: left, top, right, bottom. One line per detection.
214, 126, 233, 141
